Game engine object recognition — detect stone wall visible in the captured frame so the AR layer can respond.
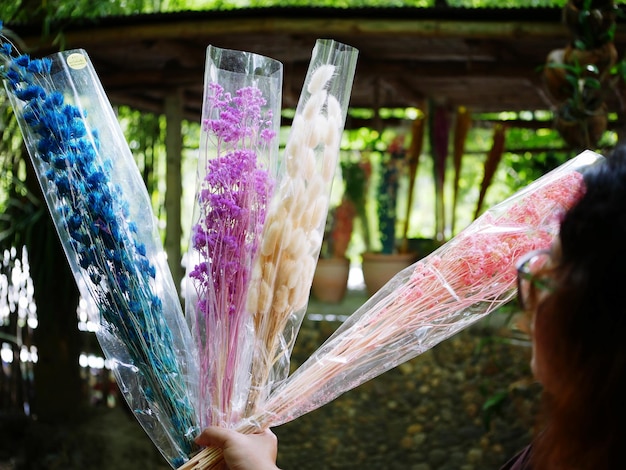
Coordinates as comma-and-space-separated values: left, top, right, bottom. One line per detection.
273, 314, 541, 470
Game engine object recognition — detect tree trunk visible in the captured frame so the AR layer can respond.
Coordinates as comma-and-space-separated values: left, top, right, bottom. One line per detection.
29, 213, 84, 423
24, 158, 85, 422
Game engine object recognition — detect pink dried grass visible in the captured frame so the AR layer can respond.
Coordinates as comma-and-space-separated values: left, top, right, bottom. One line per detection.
259, 169, 586, 426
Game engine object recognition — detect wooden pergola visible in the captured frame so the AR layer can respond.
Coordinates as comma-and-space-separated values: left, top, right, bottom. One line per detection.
12, 6, 626, 118
8, 5, 626, 279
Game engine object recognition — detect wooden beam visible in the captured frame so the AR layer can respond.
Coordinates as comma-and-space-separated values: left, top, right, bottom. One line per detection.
18, 18, 572, 49
15, 9, 619, 116
164, 89, 184, 294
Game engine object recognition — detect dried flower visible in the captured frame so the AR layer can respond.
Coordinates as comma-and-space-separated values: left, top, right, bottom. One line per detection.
377, 134, 407, 254
1, 36, 197, 466
187, 82, 275, 428
243, 63, 343, 415
255, 153, 594, 426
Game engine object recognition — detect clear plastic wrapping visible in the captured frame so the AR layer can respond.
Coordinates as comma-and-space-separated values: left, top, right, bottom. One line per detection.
256, 149, 603, 427
184, 45, 283, 430
1, 43, 198, 466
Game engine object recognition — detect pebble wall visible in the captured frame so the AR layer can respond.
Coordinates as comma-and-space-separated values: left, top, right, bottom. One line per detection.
273, 311, 541, 470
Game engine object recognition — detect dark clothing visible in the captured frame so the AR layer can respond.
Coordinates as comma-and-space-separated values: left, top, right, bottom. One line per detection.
500, 444, 533, 470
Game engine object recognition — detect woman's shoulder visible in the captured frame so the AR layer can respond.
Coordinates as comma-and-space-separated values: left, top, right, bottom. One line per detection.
499, 444, 533, 470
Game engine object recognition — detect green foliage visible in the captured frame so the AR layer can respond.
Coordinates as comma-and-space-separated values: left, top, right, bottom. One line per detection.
341, 159, 368, 211
117, 106, 167, 220
185, 0, 433, 9
0, 0, 190, 26
0, 96, 44, 251
448, 0, 565, 5
334, 107, 582, 252
2, 0, 603, 24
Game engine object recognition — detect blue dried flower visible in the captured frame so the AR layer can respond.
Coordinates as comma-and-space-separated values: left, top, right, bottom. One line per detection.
1, 37, 198, 462
15, 84, 45, 101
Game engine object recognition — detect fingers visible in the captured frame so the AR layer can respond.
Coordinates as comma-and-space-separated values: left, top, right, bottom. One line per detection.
195, 427, 280, 470
255, 428, 278, 447
195, 426, 235, 447
195, 426, 276, 448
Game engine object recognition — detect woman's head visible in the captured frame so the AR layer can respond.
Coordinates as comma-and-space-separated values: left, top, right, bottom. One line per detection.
540, 147, 626, 387
528, 145, 626, 468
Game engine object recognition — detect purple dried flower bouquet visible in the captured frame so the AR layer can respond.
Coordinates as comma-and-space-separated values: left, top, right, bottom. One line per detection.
184, 46, 282, 430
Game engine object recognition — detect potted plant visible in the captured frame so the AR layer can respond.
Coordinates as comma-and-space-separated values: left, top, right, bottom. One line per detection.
311, 160, 363, 303
542, 0, 624, 149
547, 47, 614, 148
361, 134, 417, 296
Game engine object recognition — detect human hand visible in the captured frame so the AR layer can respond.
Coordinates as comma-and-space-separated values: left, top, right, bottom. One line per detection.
195, 426, 280, 470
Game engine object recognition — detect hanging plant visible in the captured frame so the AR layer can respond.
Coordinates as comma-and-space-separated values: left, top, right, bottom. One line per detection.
541, 0, 626, 149
562, 0, 619, 50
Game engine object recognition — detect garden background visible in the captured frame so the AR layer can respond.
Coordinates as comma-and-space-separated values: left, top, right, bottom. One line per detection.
0, 0, 624, 468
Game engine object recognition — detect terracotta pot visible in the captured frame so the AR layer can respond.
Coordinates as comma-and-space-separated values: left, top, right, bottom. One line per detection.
361, 252, 417, 296
311, 257, 350, 303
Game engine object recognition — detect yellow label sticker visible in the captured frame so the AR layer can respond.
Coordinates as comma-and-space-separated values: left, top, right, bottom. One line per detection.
66, 53, 87, 70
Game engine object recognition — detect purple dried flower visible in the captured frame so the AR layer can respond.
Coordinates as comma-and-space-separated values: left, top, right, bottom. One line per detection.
190, 80, 276, 427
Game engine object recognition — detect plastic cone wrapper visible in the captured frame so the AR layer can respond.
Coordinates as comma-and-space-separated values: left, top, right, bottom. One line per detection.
254, 149, 601, 427
1, 39, 198, 464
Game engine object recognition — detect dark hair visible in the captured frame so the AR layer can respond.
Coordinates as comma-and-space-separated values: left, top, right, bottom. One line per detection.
531, 145, 626, 469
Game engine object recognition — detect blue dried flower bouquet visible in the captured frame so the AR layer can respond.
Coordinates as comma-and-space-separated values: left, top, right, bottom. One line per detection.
0, 32, 199, 466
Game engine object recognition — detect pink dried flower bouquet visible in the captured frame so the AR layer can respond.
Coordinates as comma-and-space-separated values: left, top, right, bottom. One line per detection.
255, 149, 602, 426
180, 151, 601, 470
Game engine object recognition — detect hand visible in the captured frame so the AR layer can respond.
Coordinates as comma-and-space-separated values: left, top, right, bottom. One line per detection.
195, 426, 280, 470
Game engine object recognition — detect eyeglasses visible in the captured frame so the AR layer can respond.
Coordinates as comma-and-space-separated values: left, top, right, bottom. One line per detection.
516, 248, 554, 311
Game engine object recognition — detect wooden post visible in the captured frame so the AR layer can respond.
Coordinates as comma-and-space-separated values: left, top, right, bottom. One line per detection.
164, 90, 183, 295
